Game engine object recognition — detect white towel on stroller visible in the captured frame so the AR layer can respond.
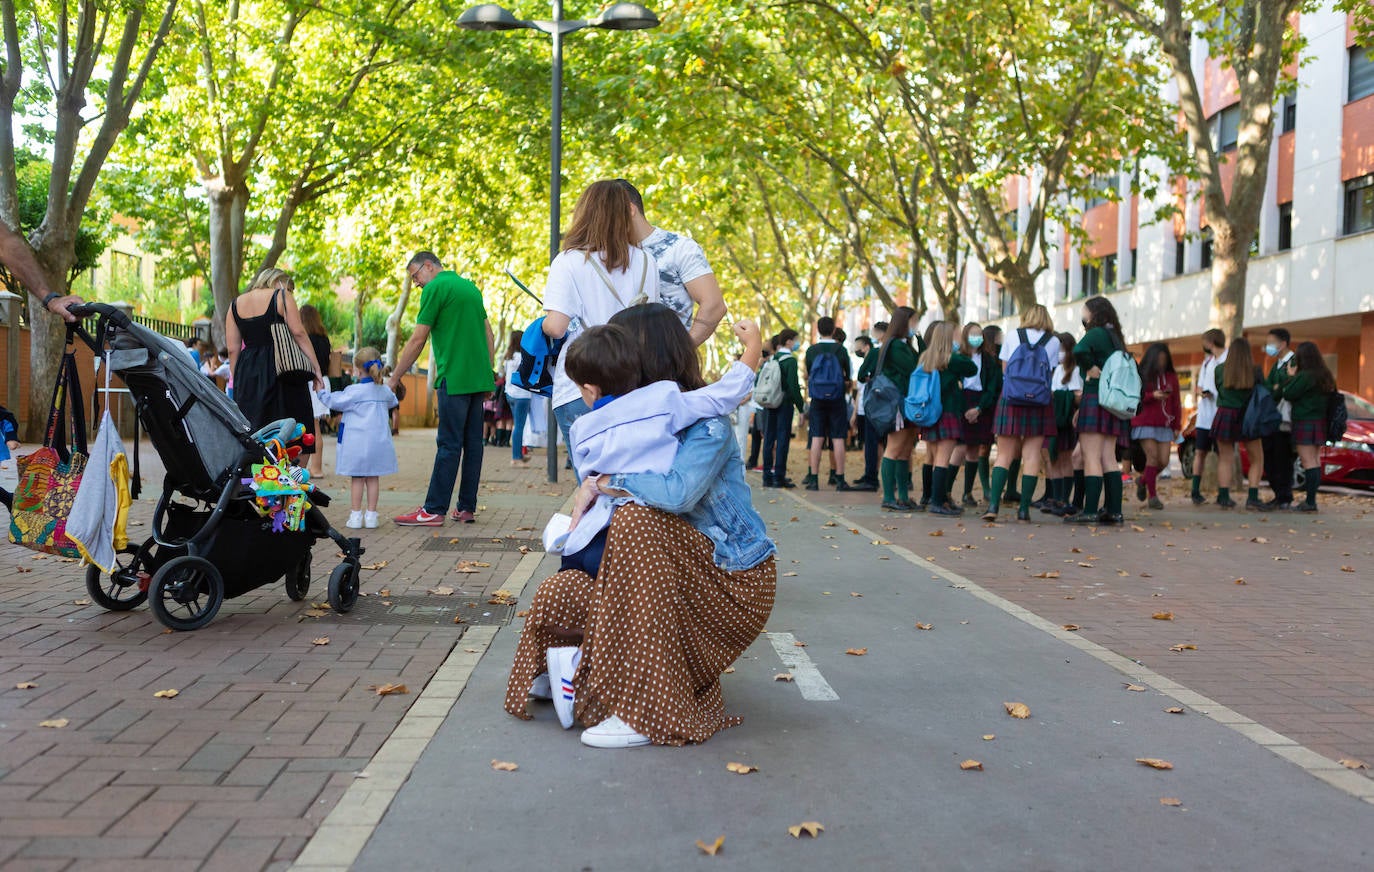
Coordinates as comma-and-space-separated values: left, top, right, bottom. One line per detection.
66, 410, 130, 573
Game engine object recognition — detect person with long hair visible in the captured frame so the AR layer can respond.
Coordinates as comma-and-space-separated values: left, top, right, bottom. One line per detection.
1064, 297, 1129, 524
950, 322, 1000, 507
1130, 342, 1182, 510
1275, 340, 1338, 512
856, 306, 921, 510
298, 303, 333, 481
913, 319, 943, 508
539, 180, 658, 469
918, 321, 978, 516
982, 305, 1060, 522
503, 330, 535, 466
1044, 331, 1083, 515
1190, 328, 1227, 505
226, 268, 324, 445
1212, 336, 1269, 510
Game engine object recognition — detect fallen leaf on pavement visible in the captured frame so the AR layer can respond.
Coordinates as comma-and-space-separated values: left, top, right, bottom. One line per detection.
360, 560, 389, 571
452, 616, 465, 624
788, 822, 824, 838
72, 598, 90, 606
311, 602, 331, 610
845, 647, 868, 656
1062, 624, 1081, 631
464, 647, 480, 653
929, 529, 944, 537
1169, 644, 1197, 652
1124, 684, 1146, 692
849, 592, 863, 598
1341, 566, 1355, 573
1165, 707, 1185, 714
726, 762, 758, 774
1004, 702, 1031, 719
915, 622, 933, 631
1136, 758, 1174, 770
428, 585, 455, 596
960, 759, 983, 771
378, 587, 391, 597
1234, 578, 1247, 585
982, 734, 995, 741
1339, 758, 1369, 770
303, 609, 329, 618
370, 683, 408, 696
782, 571, 798, 577
39, 718, 69, 728
312, 637, 329, 646
1152, 612, 1174, 620
696, 836, 725, 856
1032, 570, 1060, 579
1131, 525, 1145, 532
488, 591, 517, 605
454, 562, 482, 574
153, 689, 179, 699
15, 682, 37, 689
490, 760, 518, 771
1250, 537, 1268, 544
774, 673, 794, 682
1160, 797, 1183, 807
793, 640, 807, 648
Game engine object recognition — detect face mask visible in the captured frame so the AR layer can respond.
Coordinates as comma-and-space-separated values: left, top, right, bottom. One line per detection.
969, 335, 984, 349
1264, 343, 1279, 357
952, 341, 962, 352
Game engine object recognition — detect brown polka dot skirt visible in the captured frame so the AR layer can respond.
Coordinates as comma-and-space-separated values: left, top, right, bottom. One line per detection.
504, 505, 777, 746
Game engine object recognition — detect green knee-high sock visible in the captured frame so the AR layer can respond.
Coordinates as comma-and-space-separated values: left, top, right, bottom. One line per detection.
930, 465, 948, 508
881, 458, 896, 503
920, 463, 932, 503
962, 461, 979, 498
978, 456, 991, 500
1218, 486, 1231, 503
989, 466, 1009, 511
1104, 471, 1124, 514
1190, 474, 1202, 498
1305, 468, 1321, 506
1247, 486, 1260, 503
1072, 470, 1086, 508
1005, 458, 1021, 498
897, 460, 912, 503
1082, 476, 1104, 514
1019, 475, 1038, 514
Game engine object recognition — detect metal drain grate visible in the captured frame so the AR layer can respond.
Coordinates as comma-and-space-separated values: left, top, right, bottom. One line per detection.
421, 536, 540, 553
329, 595, 518, 627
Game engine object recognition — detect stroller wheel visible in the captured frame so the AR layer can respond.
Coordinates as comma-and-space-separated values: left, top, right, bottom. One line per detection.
285, 551, 312, 602
149, 556, 224, 631
328, 563, 359, 614
85, 543, 151, 612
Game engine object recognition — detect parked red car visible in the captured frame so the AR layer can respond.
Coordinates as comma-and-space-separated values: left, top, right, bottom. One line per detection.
1237, 391, 1374, 490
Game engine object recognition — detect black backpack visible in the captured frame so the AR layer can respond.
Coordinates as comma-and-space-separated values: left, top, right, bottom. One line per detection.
1327, 393, 1348, 444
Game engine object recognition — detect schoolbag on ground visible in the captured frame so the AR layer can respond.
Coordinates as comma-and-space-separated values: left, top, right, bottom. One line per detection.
1241, 385, 1282, 441
511, 316, 565, 398
753, 357, 785, 409
1002, 328, 1053, 407
808, 349, 845, 401
1327, 392, 1349, 444
904, 367, 943, 428
1098, 349, 1142, 420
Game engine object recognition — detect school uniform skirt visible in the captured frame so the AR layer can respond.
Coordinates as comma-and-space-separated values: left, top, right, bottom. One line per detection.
1211, 405, 1245, 443
961, 390, 995, 446
993, 396, 1057, 438
922, 411, 965, 443
1077, 385, 1128, 447
1291, 417, 1326, 446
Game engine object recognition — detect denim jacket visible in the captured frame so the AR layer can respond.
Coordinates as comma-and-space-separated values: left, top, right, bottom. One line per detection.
606, 415, 776, 572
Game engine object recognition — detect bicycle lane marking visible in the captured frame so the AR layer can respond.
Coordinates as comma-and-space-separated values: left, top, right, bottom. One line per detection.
767, 631, 840, 701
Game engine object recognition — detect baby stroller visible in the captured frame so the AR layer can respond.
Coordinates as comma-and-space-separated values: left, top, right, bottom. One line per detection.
59, 303, 363, 631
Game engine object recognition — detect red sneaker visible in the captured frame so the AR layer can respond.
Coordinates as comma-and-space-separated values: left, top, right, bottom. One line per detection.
393, 507, 444, 526
449, 509, 475, 523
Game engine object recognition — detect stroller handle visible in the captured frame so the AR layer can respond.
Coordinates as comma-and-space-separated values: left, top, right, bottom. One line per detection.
66, 302, 133, 329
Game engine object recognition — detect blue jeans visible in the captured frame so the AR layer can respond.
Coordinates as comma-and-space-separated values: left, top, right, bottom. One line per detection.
424, 385, 486, 514
553, 397, 590, 481
762, 405, 795, 482
509, 397, 531, 460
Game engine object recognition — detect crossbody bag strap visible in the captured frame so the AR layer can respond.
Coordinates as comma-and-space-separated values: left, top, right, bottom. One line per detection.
587, 255, 628, 309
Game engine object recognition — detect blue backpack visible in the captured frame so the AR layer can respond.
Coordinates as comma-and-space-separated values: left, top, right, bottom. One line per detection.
511, 316, 566, 398
808, 349, 845, 401
1002, 328, 1053, 407
904, 367, 943, 427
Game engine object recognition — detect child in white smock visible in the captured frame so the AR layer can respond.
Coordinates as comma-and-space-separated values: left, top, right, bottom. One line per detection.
317, 347, 398, 529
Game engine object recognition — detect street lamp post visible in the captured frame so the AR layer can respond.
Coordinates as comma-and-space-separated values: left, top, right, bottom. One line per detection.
458, 1, 658, 483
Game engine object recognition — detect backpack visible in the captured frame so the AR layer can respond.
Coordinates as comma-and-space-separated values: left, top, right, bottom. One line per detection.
511, 316, 566, 398
1098, 347, 1142, 420
1241, 385, 1282, 441
904, 367, 943, 428
753, 356, 785, 409
0, 405, 18, 442
1002, 329, 1053, 407
808, 349, 845, 401
862, 343, 902, 436
1327, 392, 1349, 444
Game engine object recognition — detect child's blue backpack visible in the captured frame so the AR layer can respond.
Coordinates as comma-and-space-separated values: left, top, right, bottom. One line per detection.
511, 316, 566, 398
904, 367, 943, 428
808, 350, 845, 401
1002, 328, 1053, 407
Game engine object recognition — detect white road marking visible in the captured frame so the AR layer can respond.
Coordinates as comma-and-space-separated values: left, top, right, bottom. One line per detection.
767, 632, 839, 701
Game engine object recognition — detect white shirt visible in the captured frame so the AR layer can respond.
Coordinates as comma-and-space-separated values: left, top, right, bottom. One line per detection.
962, 353, 984, 391
544, 246, 659, 409
999, 328, 1062, 370
1196, 351, 1225, 429
1272, 350, 1295, 424
1052, 363, 1084, 394
640, 227, 713, 330
503, 356, 534, 400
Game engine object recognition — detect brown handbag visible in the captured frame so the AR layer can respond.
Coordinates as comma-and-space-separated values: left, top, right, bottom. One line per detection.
268, 289, 315, 381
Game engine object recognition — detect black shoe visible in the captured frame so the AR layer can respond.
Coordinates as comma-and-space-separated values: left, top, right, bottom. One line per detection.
929, 502, 961, 516
961, 494, 979, 507
1190, 493, 1207, 505
1063, 511, 1099, 524
853, 476, 879, 488
1016, 507, 1031, 522
803, 474, 819, 491
1039, 499, 1062, 515
1274, 501, 1292, 511
835, 479, 854, 492
827, 471, 838, 486
1136, 479, 1147, 502
1147, 497, 1164, 510
1031, 497, 1048, 510
1004, 490, 1022, 503
882, 500, 909, 512
1246, 498, 1274, 512
1216, 496, 1236, 508
761, 476, 777, 488
1293, 502, 1318, 513
780, 478, 797, 489
981, 507, 999, 522
848, 480, 877, 492
910, 501, 927, 513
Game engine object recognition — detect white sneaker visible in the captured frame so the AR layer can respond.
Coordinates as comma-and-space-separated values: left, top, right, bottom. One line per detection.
529, 673, 552, 700
345, 510, 363, 529
364, 511, 379, 529
547, 646, 581, 729
580, 715, 651, 749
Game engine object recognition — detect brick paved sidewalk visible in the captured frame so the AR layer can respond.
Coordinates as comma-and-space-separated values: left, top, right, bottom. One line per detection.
787, 448, 1374, 772
0, 428, 568, 870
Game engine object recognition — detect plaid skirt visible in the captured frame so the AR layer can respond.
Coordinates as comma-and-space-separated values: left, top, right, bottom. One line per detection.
962, 390, 995, 445
1292, 417, 1326, 446
1077, 387, 1128, 447
1212, 405, 1244, 443
1049, 426, 1078, 458
994, 397, 1057, 438
922, 410, 964, 443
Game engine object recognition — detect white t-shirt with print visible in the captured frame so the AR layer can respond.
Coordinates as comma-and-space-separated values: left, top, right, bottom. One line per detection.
543, 246, 659, 409
640, 227, 713, 330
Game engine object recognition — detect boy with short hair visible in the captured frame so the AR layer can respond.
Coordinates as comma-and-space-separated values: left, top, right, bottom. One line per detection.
802, 316, 852, 491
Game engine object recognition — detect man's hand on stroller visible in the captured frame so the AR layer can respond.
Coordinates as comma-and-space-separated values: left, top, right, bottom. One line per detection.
44, 293, 86, 323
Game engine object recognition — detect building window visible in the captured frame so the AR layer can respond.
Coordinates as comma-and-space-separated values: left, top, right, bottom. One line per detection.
1200, 229, 1214, 269
1174, 239, 1185, 276
109, 251, 142, 289
1280, 94, 1297, 133
1278, 203, 1292, 250
1081, 262, 1101, 297
1345, 174, 1374, 235
1085, 174, 1118, 210
1211, 105, 1241, 153
1002, 209, 1019, 236
1102, 254, 1118, 293
1350, 46, 1374, 103
1129, 248, 1138, 283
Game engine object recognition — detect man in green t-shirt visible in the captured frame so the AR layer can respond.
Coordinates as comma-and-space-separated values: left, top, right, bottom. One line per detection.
388, 251, 495, 526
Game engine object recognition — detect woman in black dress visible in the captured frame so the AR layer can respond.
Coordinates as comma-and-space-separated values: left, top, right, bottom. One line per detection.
225, 268, 324, 456
299, 303, 334, 479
